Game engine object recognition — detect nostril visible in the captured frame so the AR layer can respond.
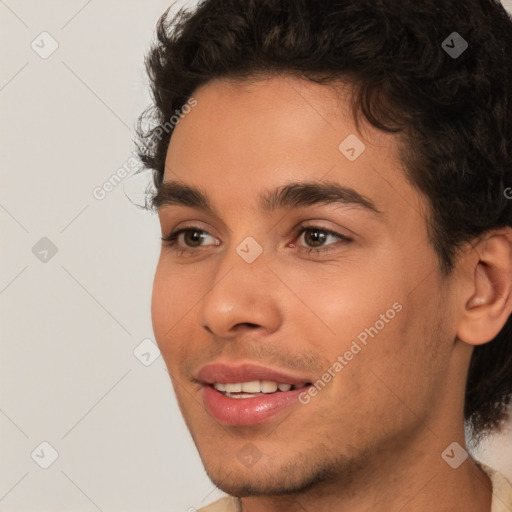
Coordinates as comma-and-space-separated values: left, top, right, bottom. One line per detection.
238, 322, 259, 329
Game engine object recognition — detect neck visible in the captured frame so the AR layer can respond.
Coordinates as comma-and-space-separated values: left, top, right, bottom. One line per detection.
238, 431, 493, 512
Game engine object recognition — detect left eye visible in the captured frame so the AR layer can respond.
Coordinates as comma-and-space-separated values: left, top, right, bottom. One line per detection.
294, 226, 348, 249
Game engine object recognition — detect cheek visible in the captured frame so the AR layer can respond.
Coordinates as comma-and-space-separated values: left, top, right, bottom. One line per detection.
150, 261, 188, 359
289, 254, 435, 393
150, 263, 168, 338
289, 258, 402, 346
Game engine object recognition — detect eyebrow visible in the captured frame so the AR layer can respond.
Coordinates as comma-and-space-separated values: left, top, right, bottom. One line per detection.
152, 179, 381, 217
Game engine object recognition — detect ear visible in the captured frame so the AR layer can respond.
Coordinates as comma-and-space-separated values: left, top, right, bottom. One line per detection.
457, 227, 512, 346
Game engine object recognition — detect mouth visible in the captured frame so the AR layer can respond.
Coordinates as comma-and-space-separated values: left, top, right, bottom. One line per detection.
196, 363, 314, 426
211, 380, 310, 398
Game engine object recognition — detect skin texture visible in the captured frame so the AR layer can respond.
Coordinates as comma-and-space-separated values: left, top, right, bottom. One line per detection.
151, 76, 512, 511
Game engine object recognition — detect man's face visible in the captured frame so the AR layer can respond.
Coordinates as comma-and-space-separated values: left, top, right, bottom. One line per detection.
151, 76, 459, 496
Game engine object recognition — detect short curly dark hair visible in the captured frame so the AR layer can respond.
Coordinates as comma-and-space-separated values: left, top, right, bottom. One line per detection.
136, 0, 512, 441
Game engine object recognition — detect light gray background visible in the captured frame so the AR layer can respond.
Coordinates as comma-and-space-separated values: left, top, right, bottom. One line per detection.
1, 1, 512, 511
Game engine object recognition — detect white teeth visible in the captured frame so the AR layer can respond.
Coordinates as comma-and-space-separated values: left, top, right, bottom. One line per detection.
224, 383, 242, 392
212, 380, 302, 394
261, 381, 278, 393
241, 381, 261, 393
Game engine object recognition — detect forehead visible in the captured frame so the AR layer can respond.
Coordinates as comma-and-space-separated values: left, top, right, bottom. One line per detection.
162, 75, 424, 222
167, 76, 366, 167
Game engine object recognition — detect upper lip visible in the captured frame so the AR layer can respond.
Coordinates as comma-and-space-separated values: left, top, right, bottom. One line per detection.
196, 362, 313, 385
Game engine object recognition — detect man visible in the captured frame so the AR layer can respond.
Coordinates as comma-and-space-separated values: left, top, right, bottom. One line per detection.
136, 0, 512, 510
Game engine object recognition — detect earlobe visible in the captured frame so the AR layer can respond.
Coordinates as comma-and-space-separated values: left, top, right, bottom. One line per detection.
457, 230, 512, 346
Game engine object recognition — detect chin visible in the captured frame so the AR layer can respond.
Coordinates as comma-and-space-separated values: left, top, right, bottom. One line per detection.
201, 452, 345, 498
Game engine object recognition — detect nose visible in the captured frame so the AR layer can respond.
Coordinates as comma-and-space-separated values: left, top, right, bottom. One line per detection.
196, 244, 282, 339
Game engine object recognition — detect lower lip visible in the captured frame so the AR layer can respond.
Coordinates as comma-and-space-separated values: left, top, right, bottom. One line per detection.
202, 385, 309, 426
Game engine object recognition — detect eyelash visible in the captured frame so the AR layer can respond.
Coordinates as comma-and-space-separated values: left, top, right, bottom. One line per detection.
160, 223, 352, 257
